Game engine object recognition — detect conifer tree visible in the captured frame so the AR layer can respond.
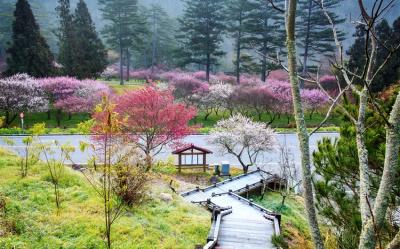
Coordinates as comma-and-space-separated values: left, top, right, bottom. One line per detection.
0, 0, 14, 61
347, 18, 400, 92
146, 4, 177, 71
177, 0, 226, 82
297, 0, 345, 81
56, 0, 75, 76
241, 0, 285, 82
72, 0, 107, 79
6, 0, 54, 77
226, 0, 253, 84
98, 0, 146, 85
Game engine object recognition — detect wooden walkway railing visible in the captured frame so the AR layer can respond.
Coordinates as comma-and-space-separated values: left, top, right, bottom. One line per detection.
182, 168, 282, 249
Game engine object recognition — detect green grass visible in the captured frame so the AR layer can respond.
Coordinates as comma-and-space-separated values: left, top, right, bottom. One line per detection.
4, 111, 90, 131
191, 110, 342, 130
0, 148, 210, 249
253, 192, 313, 249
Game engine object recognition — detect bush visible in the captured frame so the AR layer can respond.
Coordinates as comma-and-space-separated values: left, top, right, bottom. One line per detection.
114, 164, 148, 206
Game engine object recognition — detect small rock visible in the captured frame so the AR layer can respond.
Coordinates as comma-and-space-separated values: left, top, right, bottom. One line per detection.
160, 193, 173, 203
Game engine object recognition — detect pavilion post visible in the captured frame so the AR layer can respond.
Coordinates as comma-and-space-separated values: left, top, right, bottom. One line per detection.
203, 153, 206, 172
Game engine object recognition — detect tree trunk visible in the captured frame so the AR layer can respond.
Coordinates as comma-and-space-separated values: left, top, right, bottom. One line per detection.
56, 109, 62, 128
118, 20, 124, 86
358, 92, 400, 249
301, 0, 313, 89
261, 44, 267, 82
47, 110, 51, 120
285, 1, 325, 249
357, 87, 371, 226
151, 9, 157, 75
126, 49, 130, 82
236, 12, 242, 85
206, 53, 211, 82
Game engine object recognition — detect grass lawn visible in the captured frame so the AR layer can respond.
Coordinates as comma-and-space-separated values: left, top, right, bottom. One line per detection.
253, 192, 313, 249
101, 78, 146, 94
192, 110, 342, 131
0, 148, 210, 249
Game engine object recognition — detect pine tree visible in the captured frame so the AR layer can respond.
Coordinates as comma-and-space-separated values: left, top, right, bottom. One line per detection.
98, 0, 146, 85
297, 0, 345, 82
56, 0, 75, 76
177, 0, 227, 82
347, 18, 400, 92
0, 0, 14, 62
6, 0, 54, 77
313, 97, 400, 248
146, 4, 178, 71
72, 0, 107, 79
226, 0, 253, 84
241, 0, 285, 82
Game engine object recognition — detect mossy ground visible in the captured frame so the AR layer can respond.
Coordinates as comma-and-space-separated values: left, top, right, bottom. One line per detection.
254, 192, 313, 249
0, 148, 210, 249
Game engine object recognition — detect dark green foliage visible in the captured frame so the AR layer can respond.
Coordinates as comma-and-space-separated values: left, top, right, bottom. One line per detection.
56, 0, 75, 76
98, 0, 146, 85
176, 0, 227, 82
6, 0, 54, 77
313, 95, 400, 248
0, 0, 14, 62
347, 17, 400, 92
226, 0, 253, 83
240, 0, 285, 82
297, 0, 345, 77
71, 0, 107, 79
135, 4, 178, 69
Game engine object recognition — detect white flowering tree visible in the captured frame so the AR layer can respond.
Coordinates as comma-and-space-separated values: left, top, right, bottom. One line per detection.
0, 74, 48, 127
209, 114, 276, 173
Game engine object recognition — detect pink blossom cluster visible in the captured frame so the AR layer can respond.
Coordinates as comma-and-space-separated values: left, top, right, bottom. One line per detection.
39, 77, 111, 113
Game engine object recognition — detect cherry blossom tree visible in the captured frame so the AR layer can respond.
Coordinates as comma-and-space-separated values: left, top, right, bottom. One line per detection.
115, 86, 197, 170
206, 83, 235, 116
209, 114, 276, 173
302, 89, 329, 119
0, 74, 48, 127
170, 74, 206, 101
40, 77, 111, 126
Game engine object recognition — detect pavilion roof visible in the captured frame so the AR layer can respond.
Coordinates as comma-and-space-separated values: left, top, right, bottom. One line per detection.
172, 144, 213, 154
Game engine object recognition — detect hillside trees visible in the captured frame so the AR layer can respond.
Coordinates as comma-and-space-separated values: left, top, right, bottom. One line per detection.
226, 0, 253, 84
347, 17, 400, 92
6, 0, 54, 77
0, 0, 13, 61
56, 0, 75, 76
243, 0, 285, 82
177, 0, 226, 82
99, 0, 146, 85
146, 4, 178, 71
56, 0, 106, 79
72, 0, 107, 79
297, 0, 345, 81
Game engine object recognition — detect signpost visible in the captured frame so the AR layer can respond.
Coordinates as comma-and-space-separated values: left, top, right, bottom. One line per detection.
20, 112, 24, 131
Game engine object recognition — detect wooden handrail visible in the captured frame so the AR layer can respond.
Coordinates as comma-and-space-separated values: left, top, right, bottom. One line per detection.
203, 208, 232, 249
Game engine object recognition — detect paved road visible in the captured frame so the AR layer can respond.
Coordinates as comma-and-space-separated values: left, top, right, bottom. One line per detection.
0, 132, 338, 174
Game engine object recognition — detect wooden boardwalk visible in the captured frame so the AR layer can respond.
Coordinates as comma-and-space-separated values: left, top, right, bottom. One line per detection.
181, 169, 281, 249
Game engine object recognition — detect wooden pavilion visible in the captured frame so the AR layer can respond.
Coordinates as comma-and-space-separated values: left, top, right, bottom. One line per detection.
172, 144, 213, 173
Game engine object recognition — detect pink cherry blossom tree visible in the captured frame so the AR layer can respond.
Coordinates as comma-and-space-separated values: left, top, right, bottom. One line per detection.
115, 86, 197, 170
0, 74, 48, 127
